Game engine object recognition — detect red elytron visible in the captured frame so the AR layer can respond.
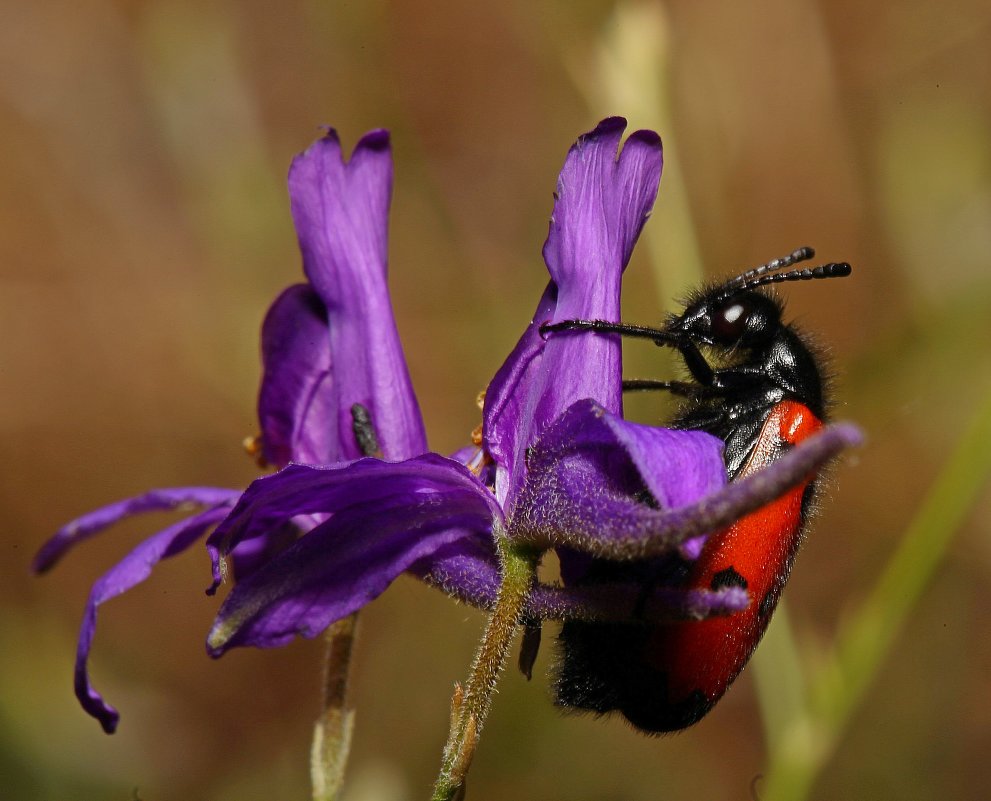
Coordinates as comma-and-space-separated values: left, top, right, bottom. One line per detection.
642, 400, 822, 720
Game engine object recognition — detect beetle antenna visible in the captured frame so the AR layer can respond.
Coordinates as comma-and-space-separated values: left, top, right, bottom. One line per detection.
739, 262, 852, 291
728, 247, 815, 288
713, 247, 851, 298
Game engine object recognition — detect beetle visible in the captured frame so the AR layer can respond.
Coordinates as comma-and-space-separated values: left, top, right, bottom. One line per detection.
542, 247, 851, 732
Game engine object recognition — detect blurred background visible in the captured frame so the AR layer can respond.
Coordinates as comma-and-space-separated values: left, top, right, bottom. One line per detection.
2, 1, 990, 799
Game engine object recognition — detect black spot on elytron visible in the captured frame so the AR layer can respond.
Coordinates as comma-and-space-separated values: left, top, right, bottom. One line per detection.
758, 590, 775, 619
711, 566, 748, 591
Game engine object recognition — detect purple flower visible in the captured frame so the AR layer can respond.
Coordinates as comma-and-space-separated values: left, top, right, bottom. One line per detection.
201, 119, 765, 657
33, 127, 425, 733
195, 122, 860, 801
37, 118, 858, 753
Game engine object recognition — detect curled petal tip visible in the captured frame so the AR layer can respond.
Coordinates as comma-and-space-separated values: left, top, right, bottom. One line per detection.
567, 118, 627, 159
205, 629, 227, 659
590, 116, 628, 135
627, 128, 662, 148
357, 128, 391, 151
31, 544, 59, 575
99, 711, 119, 735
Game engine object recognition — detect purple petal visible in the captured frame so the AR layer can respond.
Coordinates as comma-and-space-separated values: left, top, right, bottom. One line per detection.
73, 504, 232, 733
596, 406, 726, 510
483, 119, 663, 501
206, 472, 498, 655
509, 399, 725, 530
257, 284, 334, 467
411, 531, 502, 610
483, 284, 557, 503
205, 454, 502, 592
226, 521, 299, 583
512, 399, 720, 572
538, 118, 663, 418
289, 129, 426, 460
33, 487, 240, 574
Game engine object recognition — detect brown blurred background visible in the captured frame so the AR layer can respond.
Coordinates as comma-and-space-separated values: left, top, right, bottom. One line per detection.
2, 1, 990, 799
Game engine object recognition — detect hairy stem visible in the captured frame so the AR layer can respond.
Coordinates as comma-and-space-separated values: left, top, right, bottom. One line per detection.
431, 531, 538, 801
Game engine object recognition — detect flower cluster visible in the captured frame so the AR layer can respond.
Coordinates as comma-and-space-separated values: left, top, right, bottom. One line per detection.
36, 118, 858, 799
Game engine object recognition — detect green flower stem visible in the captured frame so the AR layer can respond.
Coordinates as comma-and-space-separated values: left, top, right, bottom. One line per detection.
310, 404, 379, 801
431, 531, 539, 801
761, 389, 991, 801
311, 613, 359, 801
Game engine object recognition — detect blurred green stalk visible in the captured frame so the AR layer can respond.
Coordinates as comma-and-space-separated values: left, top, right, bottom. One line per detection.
571, 0, 705, 304
760, 390, 991, 800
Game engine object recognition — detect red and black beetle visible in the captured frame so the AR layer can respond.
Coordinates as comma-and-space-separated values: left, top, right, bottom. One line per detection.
545, 247, 851, 732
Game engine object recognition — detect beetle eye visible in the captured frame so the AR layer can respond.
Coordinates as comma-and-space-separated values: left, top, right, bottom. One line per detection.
711, 299, 749, 343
